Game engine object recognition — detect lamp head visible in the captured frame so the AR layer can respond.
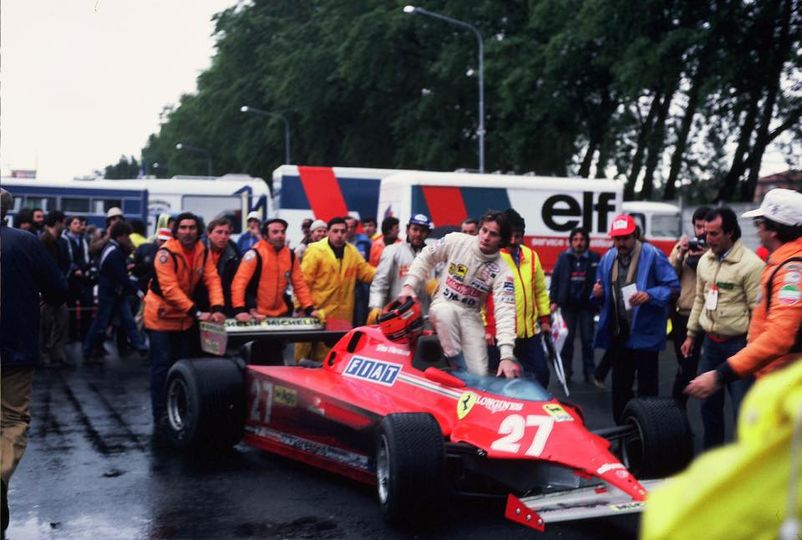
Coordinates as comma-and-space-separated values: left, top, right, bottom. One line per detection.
240, 105, 249, 113
403, 5, 417, 14
175, 143, 184, 150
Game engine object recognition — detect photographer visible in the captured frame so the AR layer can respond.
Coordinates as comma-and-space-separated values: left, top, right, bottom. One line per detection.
668, 206, 710, 407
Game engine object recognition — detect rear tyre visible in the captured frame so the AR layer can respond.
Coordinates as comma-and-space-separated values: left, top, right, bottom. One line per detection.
376, 413, 445, 528
620, 397, 693, 478
165, 357, 245, 450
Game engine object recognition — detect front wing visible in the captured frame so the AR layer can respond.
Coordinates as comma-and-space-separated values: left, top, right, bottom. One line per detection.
504, 479, 663, 531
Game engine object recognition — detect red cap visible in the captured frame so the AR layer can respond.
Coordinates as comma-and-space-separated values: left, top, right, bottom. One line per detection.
609, 214, 637, 237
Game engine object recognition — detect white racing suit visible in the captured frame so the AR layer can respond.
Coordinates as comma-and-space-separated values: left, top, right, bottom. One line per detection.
369, 241, 432, 314
403, 232, 516, 375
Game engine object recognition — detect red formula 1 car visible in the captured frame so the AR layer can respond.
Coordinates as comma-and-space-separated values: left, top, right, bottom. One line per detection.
164, 303, 693, 531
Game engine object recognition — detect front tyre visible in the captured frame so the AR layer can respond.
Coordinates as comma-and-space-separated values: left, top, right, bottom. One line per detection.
376, 413, 445, 528
165, 357, 245, 450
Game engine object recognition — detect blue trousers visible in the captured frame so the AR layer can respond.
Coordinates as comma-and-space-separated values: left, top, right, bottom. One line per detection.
82, 294, 145, 357
699, 335, 754, 449
147, 329, 195, 422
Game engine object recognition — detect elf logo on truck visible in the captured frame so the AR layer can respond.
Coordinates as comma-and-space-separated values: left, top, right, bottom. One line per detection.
541, 192, 617, 234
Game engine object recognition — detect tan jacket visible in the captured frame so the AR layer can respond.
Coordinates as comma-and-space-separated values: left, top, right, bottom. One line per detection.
669, 242, 701, 314
687, 240, 764, 339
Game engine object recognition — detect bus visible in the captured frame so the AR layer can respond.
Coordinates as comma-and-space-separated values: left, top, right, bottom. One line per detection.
1, 175, 271, 238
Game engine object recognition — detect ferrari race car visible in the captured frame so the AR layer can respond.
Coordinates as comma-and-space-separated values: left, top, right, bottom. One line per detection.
164, 303, 693, 532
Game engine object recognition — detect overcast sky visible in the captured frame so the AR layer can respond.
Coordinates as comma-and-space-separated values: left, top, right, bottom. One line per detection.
1, 0, 238, 179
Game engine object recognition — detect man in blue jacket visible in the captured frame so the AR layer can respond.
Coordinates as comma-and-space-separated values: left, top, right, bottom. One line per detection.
592, 214, 679, 422
0, 188, 68, 534
82, 221, 147, 363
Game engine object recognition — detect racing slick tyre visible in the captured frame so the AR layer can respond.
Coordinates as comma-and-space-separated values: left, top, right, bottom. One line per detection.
376, 413, 446, 528
620, 397, 693, 478
165, 357, 246, 451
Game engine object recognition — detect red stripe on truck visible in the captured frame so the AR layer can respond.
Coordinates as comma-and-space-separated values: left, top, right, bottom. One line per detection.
298, 166, 349, 222
421, 186, 468, 227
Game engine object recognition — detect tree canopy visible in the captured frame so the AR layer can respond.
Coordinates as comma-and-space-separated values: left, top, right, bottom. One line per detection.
126, 0, 801, 202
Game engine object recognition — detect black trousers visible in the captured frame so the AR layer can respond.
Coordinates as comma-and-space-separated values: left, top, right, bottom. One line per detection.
609, 336, 659, 423
670, 311, 701, 408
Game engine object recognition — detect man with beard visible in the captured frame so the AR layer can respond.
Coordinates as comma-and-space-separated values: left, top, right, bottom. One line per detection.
368, 214, 434, 322
592, 214, 679, 422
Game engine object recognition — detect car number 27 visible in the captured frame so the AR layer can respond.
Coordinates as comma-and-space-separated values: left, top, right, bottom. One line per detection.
249, 379, 273, 423
490, 414, 554, 456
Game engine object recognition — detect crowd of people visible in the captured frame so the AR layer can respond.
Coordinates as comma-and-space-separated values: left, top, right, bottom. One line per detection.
2, 184, 801, 536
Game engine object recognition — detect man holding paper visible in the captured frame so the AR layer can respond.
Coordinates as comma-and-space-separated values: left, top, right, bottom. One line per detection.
592, 214, 679, 422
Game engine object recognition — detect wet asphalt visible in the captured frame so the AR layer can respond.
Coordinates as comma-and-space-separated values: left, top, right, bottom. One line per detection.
5, 340, 716, 540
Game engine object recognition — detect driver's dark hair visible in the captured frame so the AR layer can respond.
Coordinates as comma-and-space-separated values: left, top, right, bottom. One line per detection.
705, 207, 741, 241
479, 210, 512, 248
172, 212, 202, 240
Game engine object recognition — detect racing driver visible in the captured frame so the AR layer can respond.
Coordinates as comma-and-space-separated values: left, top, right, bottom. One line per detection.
367, 213, 435, 323
398, 210, 520, 378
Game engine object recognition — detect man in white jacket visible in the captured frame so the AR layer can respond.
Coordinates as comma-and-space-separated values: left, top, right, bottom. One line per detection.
399, 211, 520, 378
368, 214, 434, 323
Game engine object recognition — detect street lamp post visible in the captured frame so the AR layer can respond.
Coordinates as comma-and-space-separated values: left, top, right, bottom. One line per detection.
175, 143, 213, 177
240, 106, 292, 164
403, 5, 485, 173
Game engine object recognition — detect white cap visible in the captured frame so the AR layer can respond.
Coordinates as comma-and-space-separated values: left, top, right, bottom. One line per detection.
246, 210, 261, 222
310, 219, 327, 232
106, 207, 124, 219
742, 188, 802, 226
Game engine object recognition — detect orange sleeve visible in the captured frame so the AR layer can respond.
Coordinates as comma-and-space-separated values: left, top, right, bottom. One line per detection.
231, 250, 258, 311
202, 246, 225, 311
154, 249, 194, 314
369, 241, 383, 267
728, 265, 802, 376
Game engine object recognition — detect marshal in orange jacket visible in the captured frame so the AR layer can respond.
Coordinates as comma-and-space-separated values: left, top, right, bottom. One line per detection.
143, 238, 224, 331
230, 240, 314, 317
722, 237, 802, 381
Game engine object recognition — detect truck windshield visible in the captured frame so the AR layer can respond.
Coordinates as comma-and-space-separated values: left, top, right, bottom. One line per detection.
453, 371, 552, 402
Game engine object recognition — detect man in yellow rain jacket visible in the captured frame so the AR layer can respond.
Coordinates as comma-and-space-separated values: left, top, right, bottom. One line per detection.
642, 356, 802, 540
296, 217, 375, 362
485, 209, 551, 387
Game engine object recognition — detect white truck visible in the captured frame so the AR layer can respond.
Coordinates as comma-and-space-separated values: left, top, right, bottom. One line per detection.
377, 171, 680, 272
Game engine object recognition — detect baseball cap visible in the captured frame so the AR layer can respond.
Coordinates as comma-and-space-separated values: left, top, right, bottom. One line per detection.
609, 214, 637, 237
157, 227, 172, 241
106, 207, 124, 219
246, 211, 261, 222
310, 219, 327, 232
408, 213, 433, 230
742, 188, 802, 226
